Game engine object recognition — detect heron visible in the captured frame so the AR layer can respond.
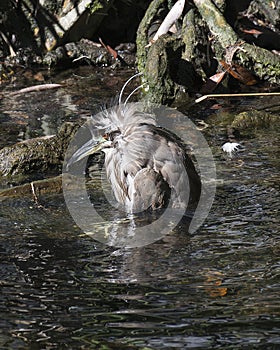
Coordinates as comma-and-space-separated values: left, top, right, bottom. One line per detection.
67, 74, 201, 213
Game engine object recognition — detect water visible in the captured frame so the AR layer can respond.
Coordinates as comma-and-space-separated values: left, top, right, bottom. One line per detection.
0, 67, 279, 349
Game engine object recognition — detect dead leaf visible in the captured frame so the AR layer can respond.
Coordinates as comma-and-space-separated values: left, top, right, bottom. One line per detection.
220, 60, 257, 85
200, 71, 226, 94
209, 71, 226, 84
99, 37, 118, 60
33, 72, 45, 82
210, 103, 223, 110
241, 28, 263, 37
202, 270, 228, 298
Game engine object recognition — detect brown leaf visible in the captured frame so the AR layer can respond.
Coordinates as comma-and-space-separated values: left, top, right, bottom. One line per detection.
203, 271, 228, 297
99, 37, 118, 60
220, 60, 257, 85
209, 71, 226, 84
200, 71, 226, 94
33, 72, 45, 82
241, 28, 263, 36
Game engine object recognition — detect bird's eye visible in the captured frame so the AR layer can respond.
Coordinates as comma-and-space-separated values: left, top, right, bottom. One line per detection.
103, 133, 109, 140
104, 130, 121, 141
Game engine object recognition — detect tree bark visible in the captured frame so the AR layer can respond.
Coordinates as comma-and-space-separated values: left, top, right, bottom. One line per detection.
136, 0, 280, 104
193, 0, 280, 83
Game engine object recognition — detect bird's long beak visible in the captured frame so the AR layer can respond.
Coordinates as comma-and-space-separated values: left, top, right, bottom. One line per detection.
67, 137, 110, 168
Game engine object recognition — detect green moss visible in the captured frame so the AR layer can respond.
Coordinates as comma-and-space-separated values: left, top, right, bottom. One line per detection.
87, 0, 106, 14
232, 111, 280, 130
136, 0, 166, 73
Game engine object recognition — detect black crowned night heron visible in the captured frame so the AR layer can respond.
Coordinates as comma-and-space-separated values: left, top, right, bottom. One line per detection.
67, 76, 201, 213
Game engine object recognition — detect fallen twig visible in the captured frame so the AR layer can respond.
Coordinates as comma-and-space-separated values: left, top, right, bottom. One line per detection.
72, 55, 91, 62
30, 181, 43, 207
195, 92, 280, 103
9, 83, 62, 96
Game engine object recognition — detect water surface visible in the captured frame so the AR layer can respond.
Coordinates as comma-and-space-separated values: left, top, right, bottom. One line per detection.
0, 67, 279, 349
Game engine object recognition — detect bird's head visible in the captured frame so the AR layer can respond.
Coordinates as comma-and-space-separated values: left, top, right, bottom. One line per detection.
66, 128, 122, 168
67, 102, 156, 169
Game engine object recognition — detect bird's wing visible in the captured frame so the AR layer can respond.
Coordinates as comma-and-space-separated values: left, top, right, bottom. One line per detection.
131, 168, 171, 211
139, 125, 201, 206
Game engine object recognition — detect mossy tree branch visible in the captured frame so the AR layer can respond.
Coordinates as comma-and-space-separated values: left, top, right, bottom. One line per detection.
193, 0, 280, 83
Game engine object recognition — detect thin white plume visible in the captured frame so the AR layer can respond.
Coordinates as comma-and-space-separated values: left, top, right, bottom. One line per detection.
118, 72, 143, 105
